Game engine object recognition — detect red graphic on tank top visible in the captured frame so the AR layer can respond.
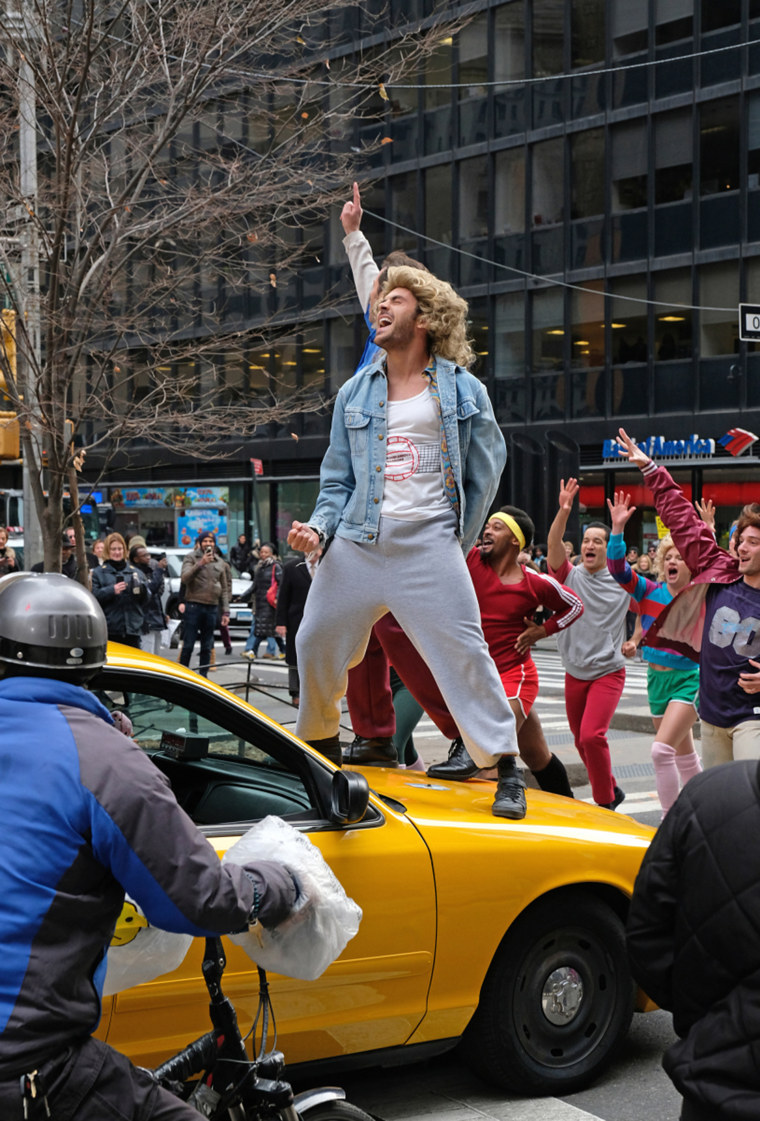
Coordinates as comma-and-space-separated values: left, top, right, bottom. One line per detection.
385, 435, 420, 481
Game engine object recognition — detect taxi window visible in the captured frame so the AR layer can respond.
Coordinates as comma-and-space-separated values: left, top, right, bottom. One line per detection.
93, 675, 316, 826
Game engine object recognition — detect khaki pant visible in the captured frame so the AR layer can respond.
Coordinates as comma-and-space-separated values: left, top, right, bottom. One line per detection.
700, 719, 760, 768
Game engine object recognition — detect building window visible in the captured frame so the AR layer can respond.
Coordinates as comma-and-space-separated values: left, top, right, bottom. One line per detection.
655, 110, 693, 204
532, 137, 564, 226
531, 286, 564, 372
700, 98, 740, 196
611, 0, 647, 56
699, 263, 740, 357
493, 291, 527, 423
655, 0, 693, 44
458, 156, 489, 286
493, 3, 525, 138
571, 128, 604, 219
458, 14, 489, 147
702, 0, 740, 31
424, 39, 453, 156
494, 147, 526, 270
748, 93, 760, 190
611, 277, 648, 365
611, 119, 647, 211
495, 291, 526, 379
572, 0, 605, 67
654, 270, 693, 360
424, 164, 453, 279
389, 172, 418, 253
570, 281, 605, 369
532, 0, 564, 128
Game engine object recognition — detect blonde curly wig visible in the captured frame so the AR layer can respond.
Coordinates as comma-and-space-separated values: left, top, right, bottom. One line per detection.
378, 265, 476, 370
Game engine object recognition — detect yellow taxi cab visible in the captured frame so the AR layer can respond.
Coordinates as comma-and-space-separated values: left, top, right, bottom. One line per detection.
94, 645, 654, 1096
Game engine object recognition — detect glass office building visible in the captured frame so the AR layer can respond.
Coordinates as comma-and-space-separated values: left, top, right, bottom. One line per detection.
91, 0, 760, 551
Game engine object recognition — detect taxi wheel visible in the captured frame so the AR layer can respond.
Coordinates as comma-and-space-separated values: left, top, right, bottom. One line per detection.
462, 891, 634, 1095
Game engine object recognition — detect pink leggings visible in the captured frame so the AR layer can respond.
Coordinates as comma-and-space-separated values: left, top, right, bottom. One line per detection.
564, 669, 625, 805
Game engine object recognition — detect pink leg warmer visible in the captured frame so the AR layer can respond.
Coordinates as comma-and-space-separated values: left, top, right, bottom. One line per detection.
675, 749, 703, 789
651, 741, 679, 816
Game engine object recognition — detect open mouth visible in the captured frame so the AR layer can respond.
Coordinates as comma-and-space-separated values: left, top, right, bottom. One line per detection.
377, 315, 392, 328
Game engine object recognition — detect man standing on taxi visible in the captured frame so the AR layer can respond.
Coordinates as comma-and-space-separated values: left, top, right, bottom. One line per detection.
288, 266, 526, 819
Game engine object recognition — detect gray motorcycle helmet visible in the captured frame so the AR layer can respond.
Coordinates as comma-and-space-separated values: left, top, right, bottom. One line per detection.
0, 571, 108, 681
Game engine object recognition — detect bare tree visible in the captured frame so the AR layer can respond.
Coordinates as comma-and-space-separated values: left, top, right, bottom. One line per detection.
0, 0, 461, 573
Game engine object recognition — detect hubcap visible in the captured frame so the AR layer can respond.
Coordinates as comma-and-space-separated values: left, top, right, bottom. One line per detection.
541, 966, 584, 1025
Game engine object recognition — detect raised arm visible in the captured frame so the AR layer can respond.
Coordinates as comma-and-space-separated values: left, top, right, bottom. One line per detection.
341, 181, 379, 312
616, 427, 735, 581
547, 477, 578, 576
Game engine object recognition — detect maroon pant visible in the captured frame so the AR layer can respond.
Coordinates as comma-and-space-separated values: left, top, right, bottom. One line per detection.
564, 669, 626, 804
346, 613, 458, 741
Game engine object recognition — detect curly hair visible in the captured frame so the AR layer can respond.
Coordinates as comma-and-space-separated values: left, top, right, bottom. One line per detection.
652, 534, 690, 580
379, 265, 476, 370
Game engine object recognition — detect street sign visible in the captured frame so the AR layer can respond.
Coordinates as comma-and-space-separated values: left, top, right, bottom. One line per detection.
250, 457, 264, 476
739, 304, 760, 341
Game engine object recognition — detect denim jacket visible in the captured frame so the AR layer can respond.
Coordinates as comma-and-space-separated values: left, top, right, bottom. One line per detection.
308, 355, 506, 553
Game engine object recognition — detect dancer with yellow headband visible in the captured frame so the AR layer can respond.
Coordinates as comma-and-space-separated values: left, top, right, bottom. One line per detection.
426, 505, 584, 791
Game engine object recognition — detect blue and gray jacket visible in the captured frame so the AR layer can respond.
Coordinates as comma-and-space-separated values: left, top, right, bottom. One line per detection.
0, 676, 255, 1078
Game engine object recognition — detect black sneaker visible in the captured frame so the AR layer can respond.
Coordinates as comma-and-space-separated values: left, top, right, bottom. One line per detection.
426, 737, 482, 781
600, 785, 626, 811
492, 755, 527, 820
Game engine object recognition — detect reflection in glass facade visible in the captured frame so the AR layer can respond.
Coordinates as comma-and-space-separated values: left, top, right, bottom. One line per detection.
93, 0, 760, 539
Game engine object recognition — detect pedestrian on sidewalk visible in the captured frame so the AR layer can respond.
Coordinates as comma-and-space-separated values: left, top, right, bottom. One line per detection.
179, 532, 231, 677
287, 264, 527, 820
546, 479, 632, 810
616, 428, 760, 767
606, 490, 702, 818
130, 545, 167, 657
91, 533, 148, 648
274, 546, 321, 704
243, 544, 285, 661
627, 760, 760, 1120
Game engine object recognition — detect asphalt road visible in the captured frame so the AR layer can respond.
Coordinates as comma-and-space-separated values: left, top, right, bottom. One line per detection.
329, 1008, 681, 1121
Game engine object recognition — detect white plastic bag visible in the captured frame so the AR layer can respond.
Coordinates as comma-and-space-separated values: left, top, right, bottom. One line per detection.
103, 898, 193, 995
222, 815, 362, 981
160, 618, 181, 648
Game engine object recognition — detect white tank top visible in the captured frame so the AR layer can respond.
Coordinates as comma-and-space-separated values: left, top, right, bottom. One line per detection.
382, 387, 449, 520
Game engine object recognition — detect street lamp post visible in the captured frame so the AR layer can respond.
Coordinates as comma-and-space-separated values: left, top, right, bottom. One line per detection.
4, 1, 44, 569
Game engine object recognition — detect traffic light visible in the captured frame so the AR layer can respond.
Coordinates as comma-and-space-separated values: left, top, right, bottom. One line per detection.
0, 309, 16, 399
0, 311, 19, 458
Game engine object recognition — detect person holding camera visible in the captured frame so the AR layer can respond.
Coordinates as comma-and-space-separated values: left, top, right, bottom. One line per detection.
91, 533, 148, 648
179, 531, 231, 676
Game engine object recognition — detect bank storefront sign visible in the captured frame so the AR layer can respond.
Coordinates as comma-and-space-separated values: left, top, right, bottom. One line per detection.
603, 428, 757, 462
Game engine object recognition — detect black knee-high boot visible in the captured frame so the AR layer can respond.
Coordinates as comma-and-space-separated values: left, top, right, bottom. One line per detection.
532, 753, 573, 798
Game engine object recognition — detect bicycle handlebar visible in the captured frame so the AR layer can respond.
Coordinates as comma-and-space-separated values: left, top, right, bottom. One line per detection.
154, 1029, 217, 1085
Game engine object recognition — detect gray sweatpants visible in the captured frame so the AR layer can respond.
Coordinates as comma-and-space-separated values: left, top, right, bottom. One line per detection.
295, 514, 517, 767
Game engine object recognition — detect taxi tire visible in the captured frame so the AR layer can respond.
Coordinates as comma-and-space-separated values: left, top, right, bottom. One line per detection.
461, 890, 634, 1095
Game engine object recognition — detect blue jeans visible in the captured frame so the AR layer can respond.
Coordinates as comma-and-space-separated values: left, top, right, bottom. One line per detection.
244, 624, 283, 656
179, 602, 217, 676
